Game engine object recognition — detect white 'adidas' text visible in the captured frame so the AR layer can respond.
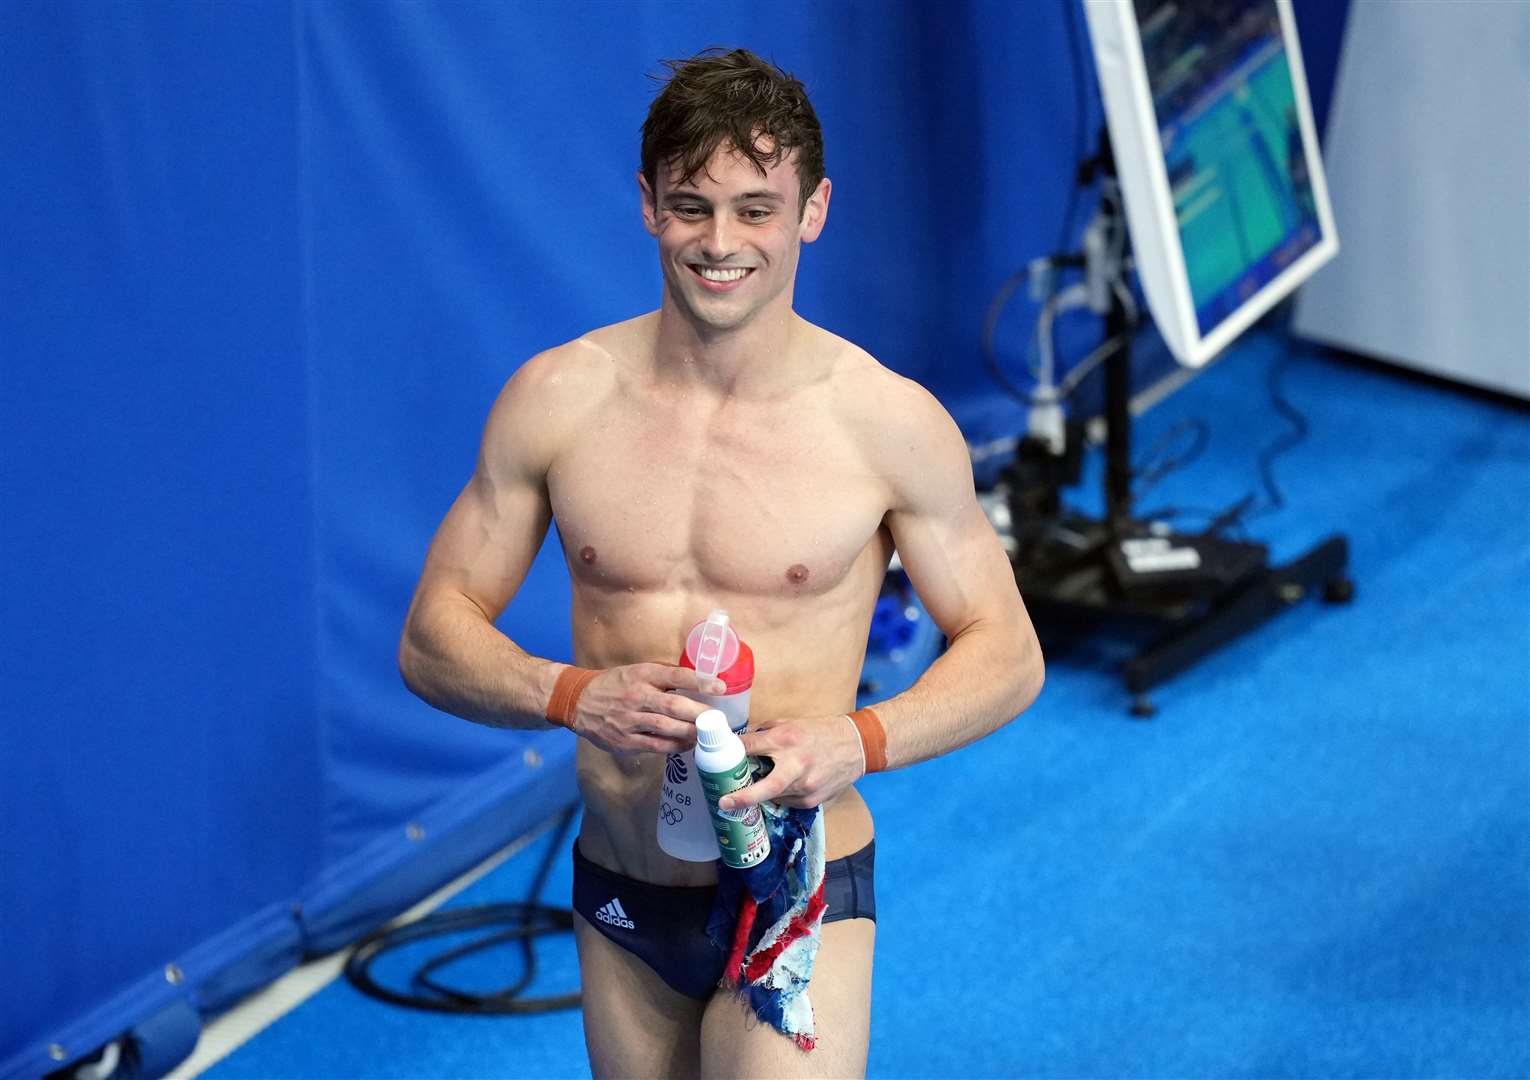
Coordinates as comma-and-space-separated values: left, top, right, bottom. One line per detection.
595, 897, 635, 930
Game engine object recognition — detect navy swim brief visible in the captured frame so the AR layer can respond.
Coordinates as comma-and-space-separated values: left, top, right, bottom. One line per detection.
572, 838, 876, 1001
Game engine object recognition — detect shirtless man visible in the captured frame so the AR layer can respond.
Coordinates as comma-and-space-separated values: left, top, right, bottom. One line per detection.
399, 48, 1044, 1079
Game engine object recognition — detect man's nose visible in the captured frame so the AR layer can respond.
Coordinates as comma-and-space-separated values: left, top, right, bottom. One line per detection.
701, 214, 738, 260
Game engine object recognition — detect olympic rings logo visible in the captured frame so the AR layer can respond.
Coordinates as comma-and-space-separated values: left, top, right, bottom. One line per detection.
660, 803, 684, 826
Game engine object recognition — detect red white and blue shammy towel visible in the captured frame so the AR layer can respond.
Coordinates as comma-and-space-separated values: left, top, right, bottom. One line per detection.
706, 802, 827, 1050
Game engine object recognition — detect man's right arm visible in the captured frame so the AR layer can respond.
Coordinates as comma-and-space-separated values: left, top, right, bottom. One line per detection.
397, 346, 723, 753
398, 350, 574, 728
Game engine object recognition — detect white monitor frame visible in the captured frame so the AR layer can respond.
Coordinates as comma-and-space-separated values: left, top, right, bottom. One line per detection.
1083, 0, 1338, 368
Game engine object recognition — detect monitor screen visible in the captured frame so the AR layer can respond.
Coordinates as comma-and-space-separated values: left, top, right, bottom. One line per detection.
1085, 0, 1337, 367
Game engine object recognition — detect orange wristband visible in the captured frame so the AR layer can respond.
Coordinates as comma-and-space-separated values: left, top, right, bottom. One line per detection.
546, 666, 599, 730
847, 707, 887, 774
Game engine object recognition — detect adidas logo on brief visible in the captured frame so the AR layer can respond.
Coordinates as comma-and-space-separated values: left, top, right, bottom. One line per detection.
595, 897, 635, 930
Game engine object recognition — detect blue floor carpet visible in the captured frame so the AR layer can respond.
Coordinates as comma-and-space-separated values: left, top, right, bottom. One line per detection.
209, 332, 1530, 1079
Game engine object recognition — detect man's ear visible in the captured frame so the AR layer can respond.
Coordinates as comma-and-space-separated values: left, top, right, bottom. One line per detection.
638, 171, 660, 237
799, 177, 832, 243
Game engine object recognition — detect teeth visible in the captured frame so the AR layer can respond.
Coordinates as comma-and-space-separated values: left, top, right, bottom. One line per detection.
697, 266, 749, 282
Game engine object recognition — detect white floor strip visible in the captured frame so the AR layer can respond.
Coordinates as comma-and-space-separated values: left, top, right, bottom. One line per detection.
167, 823, 552, 1079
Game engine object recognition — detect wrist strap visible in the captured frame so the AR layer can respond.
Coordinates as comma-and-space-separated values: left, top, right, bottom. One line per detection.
847, 707, 887, 774
547, 666, 599, 730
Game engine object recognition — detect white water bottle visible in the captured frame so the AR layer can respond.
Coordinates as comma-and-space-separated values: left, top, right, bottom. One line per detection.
656, 609, 755, 861
695, 710, 771, 869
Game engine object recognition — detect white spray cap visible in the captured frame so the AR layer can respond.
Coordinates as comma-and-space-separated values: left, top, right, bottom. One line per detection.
686, 609, 739, 678
694, 709, 732, 753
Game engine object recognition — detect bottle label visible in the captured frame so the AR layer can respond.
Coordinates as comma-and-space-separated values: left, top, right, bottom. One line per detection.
697, 759, 770, 869
659, 754, 698, 818
675, 689, 749, 732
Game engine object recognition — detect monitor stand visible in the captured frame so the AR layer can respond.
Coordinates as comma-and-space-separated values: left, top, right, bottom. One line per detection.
1007, 140, 1352, 716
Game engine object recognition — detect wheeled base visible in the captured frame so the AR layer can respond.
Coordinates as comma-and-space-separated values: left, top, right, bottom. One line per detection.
1016, 529, 1353, 715
1123, 533, 1352, 713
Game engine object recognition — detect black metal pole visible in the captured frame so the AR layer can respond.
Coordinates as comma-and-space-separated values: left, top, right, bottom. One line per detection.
1097, 128, 1134, 533
1104, 286, 1133, 531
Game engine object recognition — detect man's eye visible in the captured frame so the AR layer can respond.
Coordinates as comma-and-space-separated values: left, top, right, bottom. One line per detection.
742, 209, 772, 221
671, 205, 705, 218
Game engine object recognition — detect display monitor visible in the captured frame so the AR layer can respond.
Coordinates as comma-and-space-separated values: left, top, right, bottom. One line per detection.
1084, 0, 1338, 367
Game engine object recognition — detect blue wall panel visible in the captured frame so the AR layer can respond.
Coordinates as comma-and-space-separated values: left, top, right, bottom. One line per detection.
1, 2, 320, 1071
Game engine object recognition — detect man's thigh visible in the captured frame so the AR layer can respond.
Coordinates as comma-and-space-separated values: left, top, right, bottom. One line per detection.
573, 913, 707, 1080
699, 917, 876, 1080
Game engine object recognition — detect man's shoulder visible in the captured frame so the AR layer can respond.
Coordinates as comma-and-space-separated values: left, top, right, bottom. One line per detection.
482, 314, 655, 467
811, 326, 969, 501
814, 327, 955, 441
507, 313, 654, 402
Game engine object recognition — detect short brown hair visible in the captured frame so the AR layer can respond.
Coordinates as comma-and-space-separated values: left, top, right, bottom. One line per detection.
641, 48, 825, 213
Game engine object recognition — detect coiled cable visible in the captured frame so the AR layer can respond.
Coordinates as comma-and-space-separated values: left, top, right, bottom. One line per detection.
344, 802, 581, 1015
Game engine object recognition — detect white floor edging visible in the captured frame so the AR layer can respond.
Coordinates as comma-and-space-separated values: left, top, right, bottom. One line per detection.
166, 821, 555, 1079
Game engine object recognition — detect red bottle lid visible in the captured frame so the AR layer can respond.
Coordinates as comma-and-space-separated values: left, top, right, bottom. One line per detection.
678, 611, 754, 693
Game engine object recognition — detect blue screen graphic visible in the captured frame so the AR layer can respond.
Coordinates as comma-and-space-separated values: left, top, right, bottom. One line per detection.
1135, 0, 1321, 335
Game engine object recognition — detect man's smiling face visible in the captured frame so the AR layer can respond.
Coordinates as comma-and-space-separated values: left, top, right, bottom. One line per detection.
641, 142, 829, 336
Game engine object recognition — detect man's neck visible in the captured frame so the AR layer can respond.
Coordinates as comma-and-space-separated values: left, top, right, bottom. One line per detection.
651, 294, 806, 399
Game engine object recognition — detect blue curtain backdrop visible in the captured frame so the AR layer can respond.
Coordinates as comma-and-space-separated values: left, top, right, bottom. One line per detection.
0, 3, 1347, 1077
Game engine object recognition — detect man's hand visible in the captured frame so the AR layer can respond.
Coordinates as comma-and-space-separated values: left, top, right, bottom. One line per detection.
722, 714, 866, 811
569, 664, 726, 756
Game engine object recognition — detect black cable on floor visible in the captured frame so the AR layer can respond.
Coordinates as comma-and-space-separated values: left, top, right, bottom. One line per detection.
1249, 349, 1309, 519
1132, 417, 1211, 501
1133, 343, 1311, 536
343, 802, 581, 1015
1202, 348, 1312, 533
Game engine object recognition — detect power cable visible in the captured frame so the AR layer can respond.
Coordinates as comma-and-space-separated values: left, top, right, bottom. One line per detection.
1132, 417, 1211, 499
1054, 329, 1129, 402
980, 268, 1038, 405
1244, 347, 1310, 521
1138, 347, 1313, 534
344, 802, 581, 1015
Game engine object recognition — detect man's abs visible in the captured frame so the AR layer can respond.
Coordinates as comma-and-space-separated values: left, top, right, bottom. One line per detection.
574, 741, 874, 886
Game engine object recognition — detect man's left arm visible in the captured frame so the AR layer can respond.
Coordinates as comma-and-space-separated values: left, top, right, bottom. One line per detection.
727, 385, 1044, 810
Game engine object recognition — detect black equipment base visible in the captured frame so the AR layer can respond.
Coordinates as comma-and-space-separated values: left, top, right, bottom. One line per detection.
1013, 517, 1352, 714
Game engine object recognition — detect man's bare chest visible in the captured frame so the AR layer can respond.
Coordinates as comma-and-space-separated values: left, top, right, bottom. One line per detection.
547, 397, 888, 598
